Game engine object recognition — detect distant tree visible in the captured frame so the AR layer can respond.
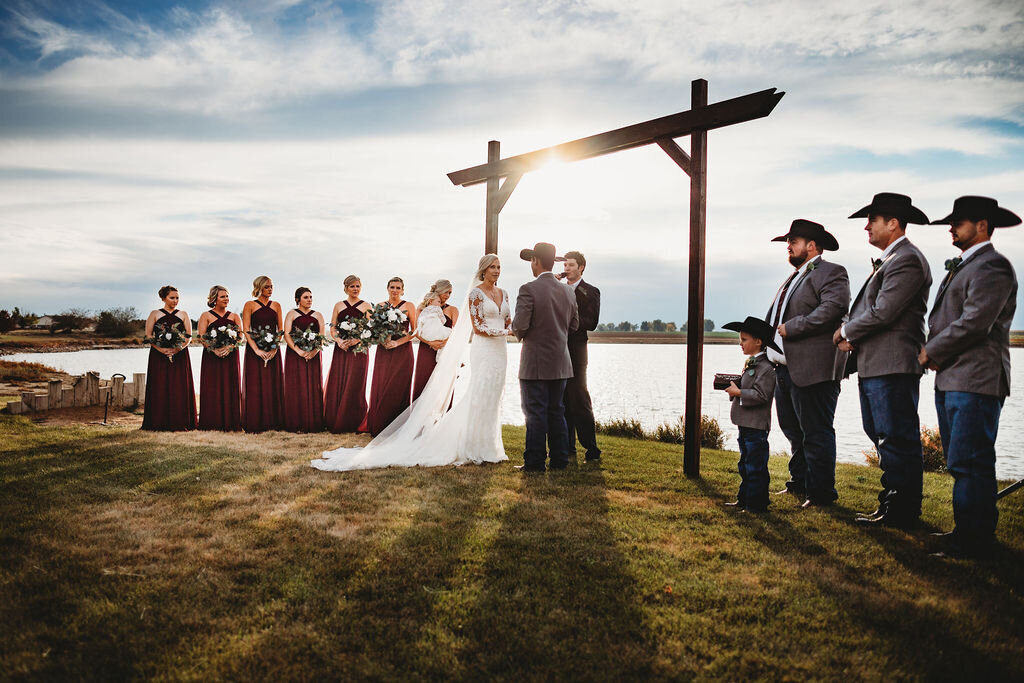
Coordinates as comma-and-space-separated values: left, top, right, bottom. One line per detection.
616, 321, 634, 332
0, 310, 13, 333
95, 307, 139, 337
704, 319, 715, 332
665, 322, 677, 332
11, 307, 37, 328
640, 320, 650, 332
651, 319, 666, 332
50, 308, 92, 334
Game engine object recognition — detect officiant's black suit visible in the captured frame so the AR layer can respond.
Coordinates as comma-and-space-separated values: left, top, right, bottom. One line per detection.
565, 278, 601, 460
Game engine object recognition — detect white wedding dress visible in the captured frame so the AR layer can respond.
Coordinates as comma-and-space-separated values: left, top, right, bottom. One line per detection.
312, 284, 511, 471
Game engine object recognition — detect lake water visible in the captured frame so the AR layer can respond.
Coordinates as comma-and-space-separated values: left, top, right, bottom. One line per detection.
7, 344, 1024, 479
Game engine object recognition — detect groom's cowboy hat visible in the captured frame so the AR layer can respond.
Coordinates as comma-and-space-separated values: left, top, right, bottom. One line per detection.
771, 219, 840, 251
519, 242, 566, 262
849, 192, 929, 225
722, 316, 782, 353
929, 196, 1022, 228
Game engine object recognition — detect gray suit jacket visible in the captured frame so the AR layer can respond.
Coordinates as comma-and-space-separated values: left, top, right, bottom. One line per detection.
513, 272, 579, 380
768, 258, 850, 387
844, 238, 932, 377
925, 242, 1016, 397
730, 354, 776, 431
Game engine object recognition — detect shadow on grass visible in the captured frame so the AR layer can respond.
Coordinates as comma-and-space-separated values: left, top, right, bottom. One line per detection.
695, 476, 1024, 679
455, 465, 659, 679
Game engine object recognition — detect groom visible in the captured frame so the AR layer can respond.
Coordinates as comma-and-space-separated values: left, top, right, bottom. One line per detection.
513, 242, 580, 471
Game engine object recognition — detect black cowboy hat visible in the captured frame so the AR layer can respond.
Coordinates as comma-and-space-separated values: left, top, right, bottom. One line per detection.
771, 219, 839, 251
519, 242, 566, 262
722, 316, 782, 353
849, 192, 929, 225
929, 196, 1021, 228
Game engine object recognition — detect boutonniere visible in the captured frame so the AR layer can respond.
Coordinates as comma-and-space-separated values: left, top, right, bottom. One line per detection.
944, 256, 963, 272
744, 356, 757, 374
806, 261, 818, 273
871, 258, 884, 273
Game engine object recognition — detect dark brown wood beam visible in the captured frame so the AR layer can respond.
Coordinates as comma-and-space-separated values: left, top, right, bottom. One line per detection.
447, 87, 783, 187
656, 137, 691, 175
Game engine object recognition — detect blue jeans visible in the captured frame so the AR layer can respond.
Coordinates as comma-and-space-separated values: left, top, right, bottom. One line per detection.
520, 379, 570, 470
859, 374, 923, 517
737, 427, 770, 511
774, 365, 840, 504
935, 390, 1003, 547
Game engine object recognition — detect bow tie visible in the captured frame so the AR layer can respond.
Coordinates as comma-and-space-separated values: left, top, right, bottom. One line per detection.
871, 258, 884, 273
944, 256, 963, 272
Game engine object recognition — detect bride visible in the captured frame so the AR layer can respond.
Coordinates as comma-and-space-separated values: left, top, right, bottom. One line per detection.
312, 253, 513, 471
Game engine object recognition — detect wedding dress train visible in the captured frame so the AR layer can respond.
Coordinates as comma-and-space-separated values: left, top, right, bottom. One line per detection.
311, 284, 510, 471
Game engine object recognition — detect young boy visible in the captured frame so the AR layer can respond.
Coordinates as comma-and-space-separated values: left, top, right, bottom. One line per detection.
720, 316, 780, 512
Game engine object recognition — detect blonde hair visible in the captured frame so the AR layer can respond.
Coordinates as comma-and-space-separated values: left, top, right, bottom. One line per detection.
251, 275, 272, 297
419, 279, 453, 310
343, 274, 361, 290
474, 253, 499, 283
207, 285, 228, 308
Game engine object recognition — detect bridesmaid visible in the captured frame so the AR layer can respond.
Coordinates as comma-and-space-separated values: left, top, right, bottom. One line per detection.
196, 285, 242, 431
324, 275, 373, 433
241, 275, 285, 432
283, 287, 326, 432
141, 285, 197, 431
364, 276, 418, 435
412, 279, 458, 400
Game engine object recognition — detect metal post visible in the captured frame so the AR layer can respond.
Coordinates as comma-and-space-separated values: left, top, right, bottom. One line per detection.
485, 140, 500, 254
683, 79, 709, 477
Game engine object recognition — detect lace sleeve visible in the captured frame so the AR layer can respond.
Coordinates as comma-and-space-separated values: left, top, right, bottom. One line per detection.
469, 288, 508, 336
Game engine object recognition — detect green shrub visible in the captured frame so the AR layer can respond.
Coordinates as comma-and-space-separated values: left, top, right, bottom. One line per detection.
0, 360, 59, 382
596, 418, 645, 440
95, 307, 140, 337
598, 415, 726, 450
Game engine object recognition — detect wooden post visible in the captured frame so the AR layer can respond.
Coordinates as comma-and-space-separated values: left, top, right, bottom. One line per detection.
72, 376, 86, 407
683, 79, 709, 478
86, 372, 100, 406
123, 382, 134, 406
485, 140, 500, 254
21, 392, 35, 412
111, 375, 125, 408
134, 373, 146, 406
7, 400, 23, 415
62, 387, 74, 409
48, 380, 62, 410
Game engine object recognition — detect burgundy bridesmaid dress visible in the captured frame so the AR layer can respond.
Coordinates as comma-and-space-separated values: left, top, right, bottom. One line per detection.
198, 310, 242, 431
412, 303, 454, 400
323, 300, 369, 433
364, 301, 414, 436
284, 309, 324, 432
141, 309, 197, 431
242, 300, 285, 432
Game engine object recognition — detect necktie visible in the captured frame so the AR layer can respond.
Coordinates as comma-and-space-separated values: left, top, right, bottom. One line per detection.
771, 270, 799, 328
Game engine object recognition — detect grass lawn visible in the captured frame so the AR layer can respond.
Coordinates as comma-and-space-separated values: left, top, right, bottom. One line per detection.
2, 415, 1022, 680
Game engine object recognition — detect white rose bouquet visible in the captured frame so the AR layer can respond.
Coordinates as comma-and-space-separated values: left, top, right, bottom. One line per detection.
290, 325, 330, 354
250, 324, 286, 366
366, 302, 408, 347
144, 322, 191, 363
200, 323, 245, 352
333, 316, 372, 354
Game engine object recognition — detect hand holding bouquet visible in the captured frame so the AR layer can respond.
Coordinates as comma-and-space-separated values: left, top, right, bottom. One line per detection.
200, 323, 245, 355
366, 302, 409, 347
334, 317, 372, 354
290, 325, 330, 360
144, 322, 191, 363
250, 325, 285, 366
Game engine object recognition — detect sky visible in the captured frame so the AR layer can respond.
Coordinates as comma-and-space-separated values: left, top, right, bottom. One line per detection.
1, 0, 1022, 328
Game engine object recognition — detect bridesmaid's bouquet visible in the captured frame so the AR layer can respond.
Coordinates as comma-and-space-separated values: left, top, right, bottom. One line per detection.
144, 322, 191, 363
199, 324, 245, 352
366, 302, 408, 346
250, 324, 285, 366
334, 317, 372, 354
290, 325, 330, 355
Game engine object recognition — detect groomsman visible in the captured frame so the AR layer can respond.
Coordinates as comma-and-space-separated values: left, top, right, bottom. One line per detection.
560, 250, 602, 462
766, 220, 850, 508
919, 196, 1020, 558
833, 193, 932, 528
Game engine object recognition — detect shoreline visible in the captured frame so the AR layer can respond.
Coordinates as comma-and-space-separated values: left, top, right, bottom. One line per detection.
3, 331, 1024, 354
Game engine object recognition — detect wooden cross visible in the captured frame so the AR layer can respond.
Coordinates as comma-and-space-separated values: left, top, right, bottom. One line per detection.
447, 79, 784, 476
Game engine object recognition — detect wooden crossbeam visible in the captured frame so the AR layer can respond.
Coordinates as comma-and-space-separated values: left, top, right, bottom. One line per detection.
447, 87, 783, 187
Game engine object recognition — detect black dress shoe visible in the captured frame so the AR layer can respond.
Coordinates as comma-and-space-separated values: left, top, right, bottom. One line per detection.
856, 512, 919, 529
930, 530, 956, 539
514, 465, 545, 473
724, 501, 742, 508
584, 453, 602, 462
